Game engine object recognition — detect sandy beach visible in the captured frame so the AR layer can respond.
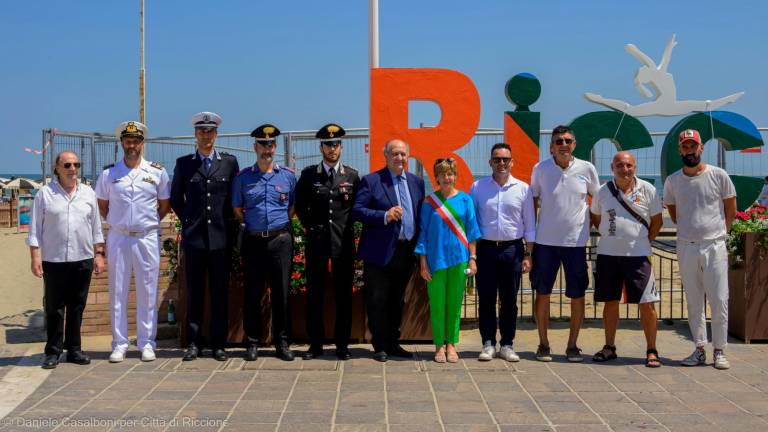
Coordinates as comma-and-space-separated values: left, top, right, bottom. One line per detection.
0, 228, 43, 321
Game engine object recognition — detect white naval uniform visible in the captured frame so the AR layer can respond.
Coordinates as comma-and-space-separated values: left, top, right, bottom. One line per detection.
95, 159, 170, 351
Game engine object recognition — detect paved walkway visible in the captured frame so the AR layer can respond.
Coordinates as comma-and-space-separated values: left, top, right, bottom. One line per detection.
1, 322, 767, 432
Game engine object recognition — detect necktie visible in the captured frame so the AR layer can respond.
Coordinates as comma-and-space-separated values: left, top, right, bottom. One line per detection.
328, 167, 335, 183
204, 158, 212, 173
397, 175, 413, 240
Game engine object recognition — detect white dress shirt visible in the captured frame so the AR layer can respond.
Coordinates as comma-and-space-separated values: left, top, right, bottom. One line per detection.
470, 175, 536, 242
27, 180, 104, 262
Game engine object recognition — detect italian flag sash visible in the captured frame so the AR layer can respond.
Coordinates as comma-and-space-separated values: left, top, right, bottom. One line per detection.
425, 191, 469, 251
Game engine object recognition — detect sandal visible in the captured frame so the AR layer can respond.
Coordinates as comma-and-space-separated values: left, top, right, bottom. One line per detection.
645, 349, 662, 368
592, 344, 618, 362
435, 349, 446, 363
446, 346, 459, 363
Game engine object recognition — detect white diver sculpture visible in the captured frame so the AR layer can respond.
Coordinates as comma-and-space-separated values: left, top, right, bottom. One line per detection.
584, 34, 743, 117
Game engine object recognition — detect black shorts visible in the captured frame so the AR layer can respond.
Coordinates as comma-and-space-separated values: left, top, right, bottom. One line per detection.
594, 255, 658, 304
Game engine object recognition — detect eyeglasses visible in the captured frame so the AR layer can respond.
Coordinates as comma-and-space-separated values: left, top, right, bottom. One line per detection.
553, 138, 574, 145
62, 162, 81, 169
491, 157, 512, 164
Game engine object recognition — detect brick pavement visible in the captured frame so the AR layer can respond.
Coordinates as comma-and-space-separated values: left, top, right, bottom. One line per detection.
1, 323, 767, 432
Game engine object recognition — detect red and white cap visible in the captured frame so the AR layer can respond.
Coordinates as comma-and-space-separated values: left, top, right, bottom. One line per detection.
678, 129, 702, 145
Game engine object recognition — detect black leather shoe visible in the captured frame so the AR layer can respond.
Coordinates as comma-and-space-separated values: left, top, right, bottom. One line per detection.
66, 350, 91, 365
386, 345, 412, 358
244, 344, 258, 361
303, 345, 324, 360
213, 348, 228, 362
42, 354, 59, 369
336, 347, 352, 361
373, 351, 388, 362
276, 343, 295, 362
182, 344, 198, 361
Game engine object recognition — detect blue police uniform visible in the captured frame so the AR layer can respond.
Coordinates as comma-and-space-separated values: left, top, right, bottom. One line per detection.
232, 162, 296, 356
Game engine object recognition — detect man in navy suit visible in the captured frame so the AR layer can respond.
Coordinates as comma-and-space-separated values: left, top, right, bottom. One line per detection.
352, 139, 425, 362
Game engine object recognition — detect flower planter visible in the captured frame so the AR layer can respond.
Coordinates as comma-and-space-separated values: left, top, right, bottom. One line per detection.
728, 233, 768, 343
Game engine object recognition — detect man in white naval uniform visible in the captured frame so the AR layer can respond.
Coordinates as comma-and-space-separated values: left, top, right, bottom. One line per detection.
96, 121, 171, 362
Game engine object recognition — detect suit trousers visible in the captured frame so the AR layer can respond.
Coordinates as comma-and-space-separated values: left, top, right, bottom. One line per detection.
305, 248, 354, 348
42, 259, 93, 355
242, 232, 292, 345
108, 230, 160, 351
677, 237, 729, 350
363, 240, 415, 352
184, 247, 230, 349
475, 239, 523, 346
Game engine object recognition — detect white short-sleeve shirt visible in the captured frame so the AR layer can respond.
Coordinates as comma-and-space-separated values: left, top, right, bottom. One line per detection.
95, 159, 170, 232
531, 157, 600, 247
663, 165, 736, 241
591, 178, 662, 256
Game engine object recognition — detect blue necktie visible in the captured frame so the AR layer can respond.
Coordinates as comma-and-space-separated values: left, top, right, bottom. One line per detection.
204, 158, 212, 173
397, 175, 413, 240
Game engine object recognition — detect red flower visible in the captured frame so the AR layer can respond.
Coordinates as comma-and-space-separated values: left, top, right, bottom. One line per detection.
736, 212, 749, 221
291, 271, 302, 280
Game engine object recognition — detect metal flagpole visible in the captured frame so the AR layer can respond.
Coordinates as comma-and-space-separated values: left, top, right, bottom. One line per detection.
139, 0, 146, 124
369, 0, 379, 69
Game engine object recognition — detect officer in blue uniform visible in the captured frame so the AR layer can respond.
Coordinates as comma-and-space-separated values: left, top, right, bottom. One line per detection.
232, 124, 297, 361
171, 112, 239, 362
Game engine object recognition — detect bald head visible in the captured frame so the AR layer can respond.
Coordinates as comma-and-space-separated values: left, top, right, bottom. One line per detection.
611, 151, 636, 185
383, 139, 409, 174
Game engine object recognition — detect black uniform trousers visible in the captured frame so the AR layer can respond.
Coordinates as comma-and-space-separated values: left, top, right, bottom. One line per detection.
305, 245, 354, 348
242, 231, 292, 345
42, 259, 93, 356
184, 247, 230, 349
363, 240, 415, 353
475, 239, 524, 346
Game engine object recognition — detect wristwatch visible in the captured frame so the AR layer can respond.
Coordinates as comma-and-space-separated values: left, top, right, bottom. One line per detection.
95, 251, 106, 257
523, 251, 532, 257
469, 254, 477, 260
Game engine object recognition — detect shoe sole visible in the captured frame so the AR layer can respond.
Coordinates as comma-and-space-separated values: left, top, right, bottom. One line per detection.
478, 355, 493, 362
714, 364, 730, 370
536, 356, 552, 362
567, 357, 584, 363
109, 358, 124, 363
501, 357, 520, 362
681, 362, 705, 367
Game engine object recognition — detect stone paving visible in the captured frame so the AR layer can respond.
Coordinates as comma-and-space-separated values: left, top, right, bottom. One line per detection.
1, 322, 767, 432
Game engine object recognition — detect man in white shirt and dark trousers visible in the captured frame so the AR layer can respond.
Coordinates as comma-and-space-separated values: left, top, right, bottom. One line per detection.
530, 125, 600, 362
663, 129, 736, 370
591, 152, 663, 367
96, 121, 171, 363
470, 143, 536, 362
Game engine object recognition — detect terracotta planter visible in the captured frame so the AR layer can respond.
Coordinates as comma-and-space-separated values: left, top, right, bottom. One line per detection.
728, 232, 768, 343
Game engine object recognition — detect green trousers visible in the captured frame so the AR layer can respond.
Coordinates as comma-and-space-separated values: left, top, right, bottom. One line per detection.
427, 263, 468, 346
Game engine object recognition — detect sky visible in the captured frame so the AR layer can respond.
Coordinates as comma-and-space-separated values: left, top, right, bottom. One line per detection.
1, 0, 766, 174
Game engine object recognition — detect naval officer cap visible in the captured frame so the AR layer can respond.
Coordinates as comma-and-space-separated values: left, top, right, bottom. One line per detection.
192, 112, 222, 129
316, 123, 345, 146
251, 124, 281, 144
115, 121, 147, 140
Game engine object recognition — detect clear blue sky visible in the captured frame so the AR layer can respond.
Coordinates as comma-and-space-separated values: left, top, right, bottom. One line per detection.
1, 0, 766, 174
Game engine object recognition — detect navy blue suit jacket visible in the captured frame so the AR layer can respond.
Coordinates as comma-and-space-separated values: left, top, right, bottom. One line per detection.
352, 167, 425, 266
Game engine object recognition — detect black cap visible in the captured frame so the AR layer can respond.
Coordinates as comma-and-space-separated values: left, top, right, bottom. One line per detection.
250, 124, 281, 143
316, 123, 346, 144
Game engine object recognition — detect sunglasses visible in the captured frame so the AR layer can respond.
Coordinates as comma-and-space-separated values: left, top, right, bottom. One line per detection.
62, 162, 81, 169
435, 157, 455, 164
491, 157, 512, 164
553, 138, 574, 145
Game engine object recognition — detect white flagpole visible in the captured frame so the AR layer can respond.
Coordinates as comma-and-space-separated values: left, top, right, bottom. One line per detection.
139, 0, 146, 124
369, 0, 379, 69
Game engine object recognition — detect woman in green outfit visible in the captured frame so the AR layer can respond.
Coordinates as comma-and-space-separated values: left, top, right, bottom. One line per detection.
415, 158, 481, 363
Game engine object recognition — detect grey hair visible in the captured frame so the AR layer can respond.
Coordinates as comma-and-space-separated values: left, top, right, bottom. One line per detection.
53, 151, 79, 180
383, 139, 409, 156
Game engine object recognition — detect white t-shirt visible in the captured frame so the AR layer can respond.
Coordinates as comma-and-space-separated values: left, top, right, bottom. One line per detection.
663, 165, 736, 241
531, 157, 600, 247
591, 178, 662, 256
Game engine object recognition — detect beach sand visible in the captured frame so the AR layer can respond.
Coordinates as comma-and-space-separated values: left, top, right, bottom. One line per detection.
0, 228, 42, 321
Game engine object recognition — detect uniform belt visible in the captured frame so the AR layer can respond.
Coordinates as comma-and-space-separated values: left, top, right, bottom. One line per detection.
480, 238, 523, 246
679, 236, 726, 245
112, 227, 157, 237
246, 226, 290, 238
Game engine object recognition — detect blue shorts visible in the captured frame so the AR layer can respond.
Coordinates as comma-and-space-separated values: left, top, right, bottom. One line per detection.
531, 244, 588, 299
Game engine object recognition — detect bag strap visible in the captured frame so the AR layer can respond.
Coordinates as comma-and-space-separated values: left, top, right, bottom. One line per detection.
606, 180, 650, 230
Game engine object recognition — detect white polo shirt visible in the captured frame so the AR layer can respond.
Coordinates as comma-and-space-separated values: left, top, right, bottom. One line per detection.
531, 157, 599, 247
663, 165, 736, 241
591, 178, 662, 256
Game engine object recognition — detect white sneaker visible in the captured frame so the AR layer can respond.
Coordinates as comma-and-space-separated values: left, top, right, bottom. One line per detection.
141, 347, 156, 362
109, 347, 127, 363
498, 345, 520, 362
478, 341, 496, 361
681, 349, 706, 366
713, 351, 730, 370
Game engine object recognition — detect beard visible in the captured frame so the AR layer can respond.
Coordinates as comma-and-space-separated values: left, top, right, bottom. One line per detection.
681, 153, 701, 167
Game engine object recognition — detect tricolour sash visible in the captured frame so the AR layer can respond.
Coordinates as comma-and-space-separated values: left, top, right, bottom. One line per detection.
425, 191, 469, 251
